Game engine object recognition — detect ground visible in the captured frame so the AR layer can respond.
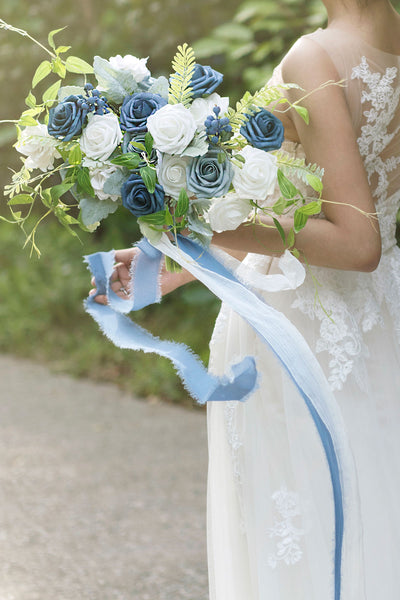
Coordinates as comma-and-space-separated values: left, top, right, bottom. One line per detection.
0, 355, 208, 600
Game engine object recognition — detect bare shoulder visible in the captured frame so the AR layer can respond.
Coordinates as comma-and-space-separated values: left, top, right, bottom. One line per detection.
281, 36, 340, 90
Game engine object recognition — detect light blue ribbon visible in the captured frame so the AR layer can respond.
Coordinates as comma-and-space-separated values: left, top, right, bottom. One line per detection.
84, 235, 345, 600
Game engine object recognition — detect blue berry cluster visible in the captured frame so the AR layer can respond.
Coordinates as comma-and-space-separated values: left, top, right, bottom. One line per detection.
77, 83, 110, 115
204, 106, 232, 145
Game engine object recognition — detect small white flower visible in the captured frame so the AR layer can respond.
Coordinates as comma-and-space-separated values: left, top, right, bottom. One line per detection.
157, 154, 190, 199
88, 163, 121, 201
189, 93, 230, 131
80, 112, 122, 162
233, 145, 278, 201
16, 124, 61, 172
147, 103, 197, 155
207, 192, 252, 232
108, 54, 150, 82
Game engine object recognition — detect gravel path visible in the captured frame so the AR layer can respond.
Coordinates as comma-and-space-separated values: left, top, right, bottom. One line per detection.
0, 355, 208, 600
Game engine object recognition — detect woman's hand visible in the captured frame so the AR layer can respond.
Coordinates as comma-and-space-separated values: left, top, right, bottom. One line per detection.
89, 246, 195, 304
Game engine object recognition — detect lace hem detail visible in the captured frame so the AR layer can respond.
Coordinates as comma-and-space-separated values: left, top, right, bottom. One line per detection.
267, 486, 305, 568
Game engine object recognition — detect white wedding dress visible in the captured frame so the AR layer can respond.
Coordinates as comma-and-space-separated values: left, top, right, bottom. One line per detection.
207, 27, 400, 600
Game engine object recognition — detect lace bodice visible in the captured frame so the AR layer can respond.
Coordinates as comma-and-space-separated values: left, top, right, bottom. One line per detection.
246, 29, 400, 392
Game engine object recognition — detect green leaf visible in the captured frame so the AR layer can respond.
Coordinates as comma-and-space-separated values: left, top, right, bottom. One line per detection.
138, 210, 167, 225
32, 60, 52, 88
58, 85, 85, 101
7, 193, 33, 206
277, 169, 298, 199
41, 189, 53, 208
306, 173, 323, 193
175, 188, 190, 218
272, 217, 286, 245
19, 115, 38, 127
217, 152, 226, 164
111, 153, 141, 169
50, 182, 74, 205
272, 196, 287, 216
25, 92, 37, 109
234, 153, 246, 164
77, 167, 94, 197
140, 166, 157, 194
293, 105, 309, 124
68, 145, 82, 165
145, 132, 154, 155
42, 79, 61, 104
298, 200, 322, 216
293, 209, 308, 233
291, 247, 300, 259
48, 27, 66, 50
65, 56, 94, 74
286, 228, 295, 248
52, 58, 66, 78
55, 45, 72, 55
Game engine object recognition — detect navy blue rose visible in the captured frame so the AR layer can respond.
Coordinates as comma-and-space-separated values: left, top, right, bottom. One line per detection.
47, 95, 89, 142
240, 109, 284, 152
190, 64, 223, 98
120, 92, 167, 134
187, 148, 233, 199
121, 173, 165, 216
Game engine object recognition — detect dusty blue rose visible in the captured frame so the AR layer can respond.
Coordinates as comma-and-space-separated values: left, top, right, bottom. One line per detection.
240, 109, 284, 152
187, 148, 233, 199
122, 132, 157, 167
190, 64, 223, 98
119, 92, 167, 134
121, 173, 165, 216
47, 95, 88, 142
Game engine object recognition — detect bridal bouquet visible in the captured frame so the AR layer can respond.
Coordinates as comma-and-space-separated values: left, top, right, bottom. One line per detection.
2, 22, 324, 260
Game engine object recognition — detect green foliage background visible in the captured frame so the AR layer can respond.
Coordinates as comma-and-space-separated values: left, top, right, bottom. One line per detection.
1, 0, 399, 403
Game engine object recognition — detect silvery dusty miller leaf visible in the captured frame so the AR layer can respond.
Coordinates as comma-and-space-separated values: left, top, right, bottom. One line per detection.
79, 196, 119, 226
93, 56, 140, 104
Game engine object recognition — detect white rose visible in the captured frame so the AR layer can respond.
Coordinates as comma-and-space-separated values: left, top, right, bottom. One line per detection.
189, 93, 230, 131
207, 192, 252, 233
80, 112, 122, 162
16, 124, 60, 172
108, 54, 150, 82
147, 103, 197, 155
233, 145, 278, 201
88, 163, 121, 201
157, 154, 189, 199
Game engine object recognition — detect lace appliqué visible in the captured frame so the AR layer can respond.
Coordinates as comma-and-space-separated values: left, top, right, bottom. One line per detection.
267, 487, 305, 568
292, 57, 400, 392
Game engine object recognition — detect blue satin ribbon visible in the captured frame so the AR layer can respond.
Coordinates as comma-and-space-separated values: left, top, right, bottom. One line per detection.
84, 235, 344, 600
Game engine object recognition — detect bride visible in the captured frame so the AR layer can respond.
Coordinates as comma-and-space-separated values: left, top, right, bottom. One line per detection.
93, 0, 400, 597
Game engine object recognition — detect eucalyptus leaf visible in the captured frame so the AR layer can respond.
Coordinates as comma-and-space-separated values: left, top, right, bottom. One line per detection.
79, 196, 119, 226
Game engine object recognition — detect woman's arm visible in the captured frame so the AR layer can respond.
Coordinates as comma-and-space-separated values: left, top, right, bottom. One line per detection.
212, 38, 382, 272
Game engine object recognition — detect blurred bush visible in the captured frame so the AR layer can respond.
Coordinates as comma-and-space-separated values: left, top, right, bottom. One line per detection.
3, 0, 398, 403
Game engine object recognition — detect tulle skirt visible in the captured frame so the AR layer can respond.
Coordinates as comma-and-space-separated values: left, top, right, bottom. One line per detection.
207, 256, 400, 600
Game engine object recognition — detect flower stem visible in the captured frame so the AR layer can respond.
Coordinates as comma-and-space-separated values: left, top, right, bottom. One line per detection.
0, 19, 56, 59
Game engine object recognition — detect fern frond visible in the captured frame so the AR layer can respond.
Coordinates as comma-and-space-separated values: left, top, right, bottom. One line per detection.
274, 150, 324, 185
168, 43, 196, 108
228, 84, 299, 133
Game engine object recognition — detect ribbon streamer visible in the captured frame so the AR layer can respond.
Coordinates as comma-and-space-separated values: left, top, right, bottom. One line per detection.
85, 234, 360, 600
